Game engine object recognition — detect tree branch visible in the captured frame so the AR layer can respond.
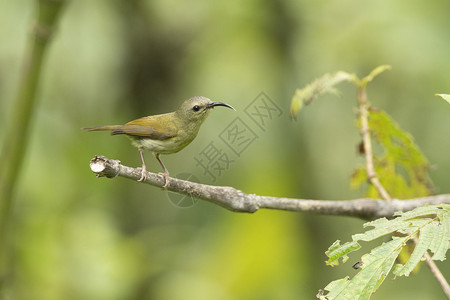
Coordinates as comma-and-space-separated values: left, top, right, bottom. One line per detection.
89, 155, 450, 220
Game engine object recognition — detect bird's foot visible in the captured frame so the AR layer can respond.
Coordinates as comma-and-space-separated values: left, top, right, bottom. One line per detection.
159, 172, 170, 189
138, 166, 147, 182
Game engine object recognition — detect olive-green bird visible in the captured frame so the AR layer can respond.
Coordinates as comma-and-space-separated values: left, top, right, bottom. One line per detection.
84, 96, 234, 187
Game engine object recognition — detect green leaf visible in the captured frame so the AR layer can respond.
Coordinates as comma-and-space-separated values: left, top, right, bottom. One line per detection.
321, 205, 450, 300
320, 238, 406, 300
325, 240, 361, 267
289, 71, 355, 118
429, 213, 450, 260
352, 110, 433, 199
392, 221, 436, 276
435, 93, 450, 104
352, 217, 409, 242
320, 277, 350, 300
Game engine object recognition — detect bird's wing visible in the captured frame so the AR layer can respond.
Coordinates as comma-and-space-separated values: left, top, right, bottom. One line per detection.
111, 115, 177, 140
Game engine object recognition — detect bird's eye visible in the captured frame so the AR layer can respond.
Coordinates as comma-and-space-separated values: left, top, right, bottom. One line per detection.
192, 105, 200, 112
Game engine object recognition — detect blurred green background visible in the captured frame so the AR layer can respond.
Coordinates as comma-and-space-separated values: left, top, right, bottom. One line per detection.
1, 0, 450, 299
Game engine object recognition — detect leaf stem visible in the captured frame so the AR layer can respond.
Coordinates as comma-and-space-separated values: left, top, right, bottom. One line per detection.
357, 86, 392, 201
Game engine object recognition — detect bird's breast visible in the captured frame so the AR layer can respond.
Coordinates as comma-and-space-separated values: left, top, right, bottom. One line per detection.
130, 131, 197, 154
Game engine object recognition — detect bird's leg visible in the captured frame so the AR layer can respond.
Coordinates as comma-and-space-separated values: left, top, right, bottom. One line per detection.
155, 153, 170, 188
137, 149, 147, 182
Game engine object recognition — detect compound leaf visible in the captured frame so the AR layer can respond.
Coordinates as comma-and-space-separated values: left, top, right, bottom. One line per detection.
290, 71, 355, 118
352, 109, 433, 199
321, 205, 450, 300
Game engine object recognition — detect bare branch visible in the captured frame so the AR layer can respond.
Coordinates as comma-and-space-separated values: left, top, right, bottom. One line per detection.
89, 156, 450, 220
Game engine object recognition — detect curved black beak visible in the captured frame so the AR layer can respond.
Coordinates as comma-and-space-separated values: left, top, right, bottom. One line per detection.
207, 101, 236, 111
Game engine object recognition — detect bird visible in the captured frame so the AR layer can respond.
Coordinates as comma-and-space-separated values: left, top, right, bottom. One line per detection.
83, 96, 235, 187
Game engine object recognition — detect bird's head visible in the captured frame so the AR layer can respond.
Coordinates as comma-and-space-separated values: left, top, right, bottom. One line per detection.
175, 96, 235, 127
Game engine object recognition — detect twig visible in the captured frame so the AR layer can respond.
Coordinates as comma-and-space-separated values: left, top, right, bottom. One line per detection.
411, 236, 450, 299
423, 252, 450, 299
88, 155, 450, 220
424, 252, 450, 299
357, 87, 392, 201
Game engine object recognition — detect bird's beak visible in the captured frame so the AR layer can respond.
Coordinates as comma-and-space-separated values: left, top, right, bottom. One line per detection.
208, 101, 236, 111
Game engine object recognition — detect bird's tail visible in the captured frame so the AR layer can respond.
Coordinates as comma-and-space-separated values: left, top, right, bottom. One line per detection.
82, 125, 120, 132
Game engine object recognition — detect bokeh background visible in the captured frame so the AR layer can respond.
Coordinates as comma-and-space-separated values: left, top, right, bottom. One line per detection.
1, 0, 450, 299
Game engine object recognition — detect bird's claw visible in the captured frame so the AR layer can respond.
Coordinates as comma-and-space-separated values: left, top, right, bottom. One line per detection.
137, 167, 147, 182
159, 172, 170, 189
